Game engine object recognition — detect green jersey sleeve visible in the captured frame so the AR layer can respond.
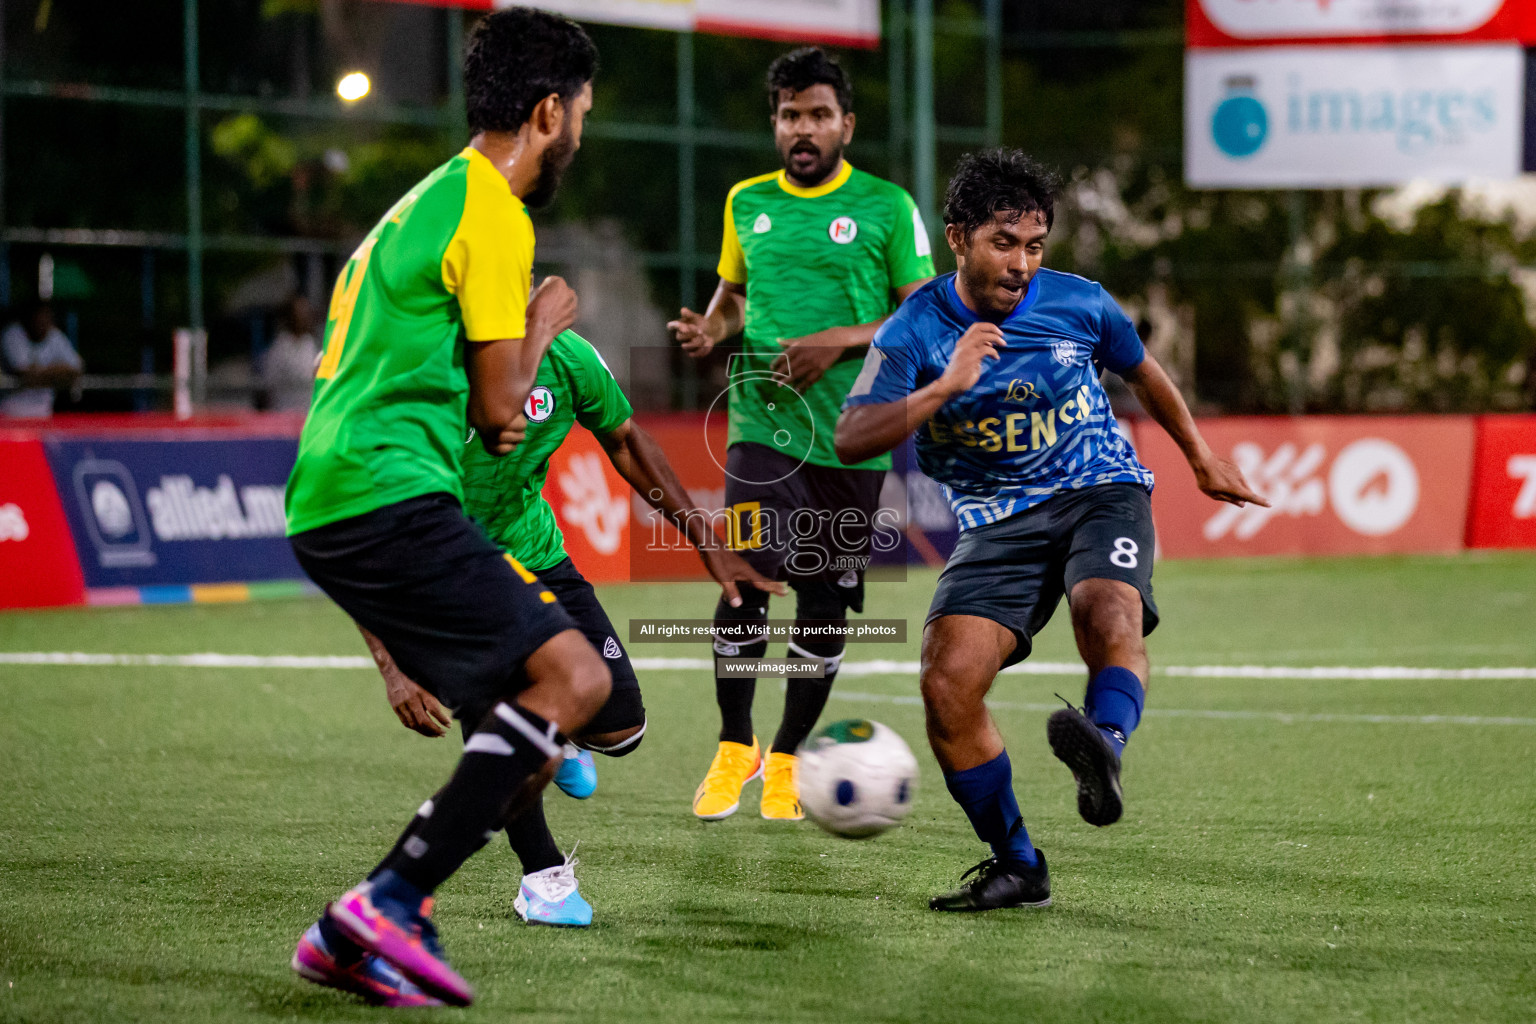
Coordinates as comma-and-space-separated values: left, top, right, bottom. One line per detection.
885, 186, 936, 289
571, 338, 634, 437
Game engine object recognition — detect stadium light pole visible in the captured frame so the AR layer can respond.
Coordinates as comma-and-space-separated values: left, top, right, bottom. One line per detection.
984, 0, 1002, 147
677, 30, 699, 409
887, 0, 906, 180
446, 8, 466, 141
911, 0, 936, 253
183, 0, 204, 335
0, 0, 9, 310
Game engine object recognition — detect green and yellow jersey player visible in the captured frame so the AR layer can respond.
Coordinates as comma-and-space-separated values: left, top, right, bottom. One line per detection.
669, 47, 935, 823
284, 9, 611, 1006
368, 329, 780, 927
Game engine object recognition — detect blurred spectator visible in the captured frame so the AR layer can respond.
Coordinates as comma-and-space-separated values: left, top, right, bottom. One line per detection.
261, 295, 321, 411
0, 300, 83, 418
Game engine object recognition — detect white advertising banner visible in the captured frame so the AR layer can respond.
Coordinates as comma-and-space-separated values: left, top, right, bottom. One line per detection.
523, 0, 690, 32
518, 0, 881, 46
694, 0, 880, 47
1185, 44, 1525, 188
1196, 0, 1506, 40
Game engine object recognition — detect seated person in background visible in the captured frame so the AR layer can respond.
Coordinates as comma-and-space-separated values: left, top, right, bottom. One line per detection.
261, 295, 322, 411
0, 299, 82, 418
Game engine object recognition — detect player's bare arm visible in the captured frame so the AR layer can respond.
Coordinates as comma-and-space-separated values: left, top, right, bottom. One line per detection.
356, 624, 453, 738
772, 277, 933, 389
669, 278, 745, 357
597, 417, 786, 607
833, 321, 1004, 465
1118, 354, 1270, 508
466, 276, 579, 456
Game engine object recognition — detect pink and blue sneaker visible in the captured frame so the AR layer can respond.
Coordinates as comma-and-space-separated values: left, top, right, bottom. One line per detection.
327, 871, 475, 1007
291, 920, 443, 1007
553, 743, 597, 799
513, 848, 592, 927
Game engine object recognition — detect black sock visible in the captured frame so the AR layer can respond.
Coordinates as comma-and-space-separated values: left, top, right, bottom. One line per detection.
713, 594, 770, 746
380, 701, 563, 893
504, 795, 564, 875
366, 796, 437, 882
771, 626, 846, 754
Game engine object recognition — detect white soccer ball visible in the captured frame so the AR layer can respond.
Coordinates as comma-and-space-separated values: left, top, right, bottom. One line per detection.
798, 719, 919, 839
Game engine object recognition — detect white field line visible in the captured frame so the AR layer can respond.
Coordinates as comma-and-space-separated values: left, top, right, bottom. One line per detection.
1, 652, 1534, 727
826, 689, 1536, 728
2, 652, 1536, 682
647, 658, 1536, 681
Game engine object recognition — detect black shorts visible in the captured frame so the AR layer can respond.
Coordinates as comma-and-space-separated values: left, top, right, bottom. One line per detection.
535, 557, 644, 736
724, 442, 887, 613
927, 483, 1159, 668
290, 492, 575, 716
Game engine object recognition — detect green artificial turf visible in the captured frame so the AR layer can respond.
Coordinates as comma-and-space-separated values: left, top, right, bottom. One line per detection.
1, 553, 1534, 1022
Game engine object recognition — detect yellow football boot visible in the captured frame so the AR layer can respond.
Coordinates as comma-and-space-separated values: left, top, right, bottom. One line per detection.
759, 751, 803, 821
692, 738, 763, 820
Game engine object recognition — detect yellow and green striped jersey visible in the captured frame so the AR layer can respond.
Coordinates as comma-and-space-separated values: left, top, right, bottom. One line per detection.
717, 162, 934, 470
461, 330, 632, 572
285, 147, 535, 535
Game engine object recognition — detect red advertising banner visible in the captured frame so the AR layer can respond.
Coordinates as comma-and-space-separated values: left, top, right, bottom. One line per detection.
542, 426, 631, 583
626, 413, 727, 582
0, 439, 86, 609
1466, 414, 1536, 549
1133, 416, 1476, 558
1187, 0, 1536, 47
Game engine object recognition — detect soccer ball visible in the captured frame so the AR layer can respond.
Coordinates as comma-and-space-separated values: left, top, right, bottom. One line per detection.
798, 719, 918, 839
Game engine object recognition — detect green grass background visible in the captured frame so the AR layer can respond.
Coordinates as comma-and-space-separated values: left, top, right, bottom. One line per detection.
1, 553, 1534, 1022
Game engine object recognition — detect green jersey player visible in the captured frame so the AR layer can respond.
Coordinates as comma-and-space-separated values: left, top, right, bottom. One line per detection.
669, 47, 935, 823
284, 9, 604, 1007
365, 330, 780, 927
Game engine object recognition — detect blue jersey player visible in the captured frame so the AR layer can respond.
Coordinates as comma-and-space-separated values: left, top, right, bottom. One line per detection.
836, 150, 1267, 912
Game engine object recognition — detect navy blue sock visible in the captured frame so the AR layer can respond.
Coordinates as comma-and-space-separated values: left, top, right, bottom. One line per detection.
944, 750, 1037, 868
1085, 666, 1144, 758
316, 914, 364, 965
368, 868, 428, 914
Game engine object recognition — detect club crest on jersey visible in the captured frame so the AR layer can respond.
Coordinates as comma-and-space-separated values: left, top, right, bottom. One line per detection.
525, 386, 556, 423
828, 216, 858, 244
753, 213, 772, 234
1052, 339, 1078, 367
602, 636, 622, 659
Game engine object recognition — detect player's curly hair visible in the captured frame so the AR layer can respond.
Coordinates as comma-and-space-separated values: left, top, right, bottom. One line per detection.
943, 148, 1060, 238
463, 7, 598, 136
766, 46, 853, 113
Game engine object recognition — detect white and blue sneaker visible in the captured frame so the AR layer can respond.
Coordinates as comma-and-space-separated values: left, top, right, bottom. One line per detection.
553, 743, 597, 799
513, 849, 592, 928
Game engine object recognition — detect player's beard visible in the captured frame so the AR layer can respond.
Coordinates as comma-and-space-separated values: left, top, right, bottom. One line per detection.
523, 122, 577, 209
781, 139, 843, 188
959, 259, 1028, 320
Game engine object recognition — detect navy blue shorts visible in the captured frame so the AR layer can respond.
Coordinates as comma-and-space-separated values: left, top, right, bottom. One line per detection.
927, 483, 1159, 668
535, 557, 644, 736
290, 492, 575, 716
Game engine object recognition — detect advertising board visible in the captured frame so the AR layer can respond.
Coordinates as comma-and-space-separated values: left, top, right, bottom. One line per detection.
0, 439, 86, 609
1133, 416, 1476, 557
1466, 414, 1536, 548
43, 438, 305, 589
375, 0, 881, 47
1186, 44, 1525, 187
1187, 0, 1536, 48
